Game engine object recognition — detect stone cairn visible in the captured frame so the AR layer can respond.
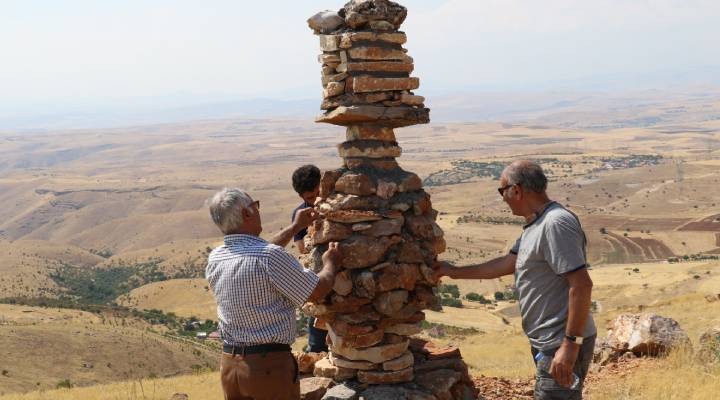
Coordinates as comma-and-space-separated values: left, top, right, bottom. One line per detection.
301, 1, 478, 398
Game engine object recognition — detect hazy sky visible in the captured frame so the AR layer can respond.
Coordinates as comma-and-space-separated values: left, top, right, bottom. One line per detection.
1, 0, 719, 111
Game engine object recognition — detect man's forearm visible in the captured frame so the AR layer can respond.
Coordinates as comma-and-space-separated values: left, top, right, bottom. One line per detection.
565, 271, 593, 337
447, 254, 516, 279
269, 224, 301, 248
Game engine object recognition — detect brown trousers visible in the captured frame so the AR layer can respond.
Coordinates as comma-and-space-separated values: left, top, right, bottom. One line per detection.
220, 350, 299, 400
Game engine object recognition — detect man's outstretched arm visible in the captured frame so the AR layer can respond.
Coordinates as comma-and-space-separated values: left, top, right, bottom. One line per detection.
434, 253, 517, 280
270, 208, 317, 248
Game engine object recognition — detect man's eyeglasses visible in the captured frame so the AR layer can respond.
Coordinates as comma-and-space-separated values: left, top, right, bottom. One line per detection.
497, 184, 516, 197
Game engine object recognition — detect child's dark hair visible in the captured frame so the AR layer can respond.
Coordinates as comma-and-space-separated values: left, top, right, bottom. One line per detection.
292, 165, 321, 194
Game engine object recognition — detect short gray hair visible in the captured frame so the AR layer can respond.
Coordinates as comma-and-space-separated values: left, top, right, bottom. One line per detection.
208, 188, 255, 234
503, 160, 548, 193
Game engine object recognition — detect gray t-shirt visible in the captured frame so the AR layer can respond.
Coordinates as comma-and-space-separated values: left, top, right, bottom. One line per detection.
510, 202, 596, 351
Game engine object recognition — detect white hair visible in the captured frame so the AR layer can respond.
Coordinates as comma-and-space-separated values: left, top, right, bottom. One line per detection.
208, 188, 255, 234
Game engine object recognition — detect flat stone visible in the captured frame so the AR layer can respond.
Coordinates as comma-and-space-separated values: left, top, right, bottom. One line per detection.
357, 366, 413, 384
310, 219, 353, 245
352, 222, 372, 231
327, 294, 372, 313
302, 302, 331, 318
353, 76, 419, 93
410, 339, 461, 360
301, 246, 324, 273
397, 171, 423, 192
373, 290, 408, 316
347, 47, 412, 62
400, 94, 425, 106
334, 172, 376, 196
362, 216, 404, 237
397, 240, 424, 263
322, 72, 349, 86
296, 351, 328, 374
376, 263, 419, 291
317, 105, 430, 128
605, 313, 691, 356
325, 209, 384, 223
340, 31, 407, 46
317, 194, 388, 213
369, 20, 395, 30
330, 319, 377, 336
321, 383, 360, 400
419, 263, 438, 285
339, 235, 401, 269
301, 377, 335, 400
329, 352, 378, 370
384, 323, 422, 336
336, 305, 383, 324
413, 358, 469, 376
314, 357, 357, 380
337, 61, 414, 74
319, 53, 341, 65
170, 394, 189, 400
323, 65, 337, 76
345, 158, 399, 171
382, 351, 414, 371
333, 270, 353, 296
345, 125, 397, 143
416, 369, 462, 399
324, 81, 346, 98
338, 141, 401, 159
319, 35, 340, 51
404, 215, 436, 240
328, 325, 385, 349
332, 339, 409, 364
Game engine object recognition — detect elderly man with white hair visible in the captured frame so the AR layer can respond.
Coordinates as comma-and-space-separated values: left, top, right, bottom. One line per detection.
205, 187, 340, 400
434, 160, 596, 400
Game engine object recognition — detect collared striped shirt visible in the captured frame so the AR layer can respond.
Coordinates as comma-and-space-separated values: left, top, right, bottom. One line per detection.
205, 234, 319, 345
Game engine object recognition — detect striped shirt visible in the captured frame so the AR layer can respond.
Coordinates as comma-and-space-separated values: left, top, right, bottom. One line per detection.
205, 234, 319, 345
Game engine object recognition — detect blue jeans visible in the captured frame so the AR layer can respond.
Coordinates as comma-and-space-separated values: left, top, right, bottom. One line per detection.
306, 317, 328, 353
531, 335, 596, 400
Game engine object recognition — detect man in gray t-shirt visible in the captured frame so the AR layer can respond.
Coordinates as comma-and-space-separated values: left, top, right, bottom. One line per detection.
435, 160, 596, 400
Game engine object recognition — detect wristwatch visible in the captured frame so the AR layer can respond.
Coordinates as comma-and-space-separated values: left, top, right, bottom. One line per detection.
565, 335, 584, 344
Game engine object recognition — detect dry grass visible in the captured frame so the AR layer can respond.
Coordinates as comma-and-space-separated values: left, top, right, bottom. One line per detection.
587, 347, 720, 400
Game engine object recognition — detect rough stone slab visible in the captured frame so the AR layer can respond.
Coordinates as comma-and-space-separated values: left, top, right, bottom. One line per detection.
344, 158, 399, 171
329, 352, 379, 370
332, 339, 409, 364
301, 376, 335, 400
314, 357, 357, 380
343, 0, 407, 30
373, 290, 408, 316
322, 72, 349, 86
320, 35, 340, 51
337, 61, 414, 73
347, 47, 413, 62
296, 351, 328, 374
309, 219, 353, 245
384, 322, 422, 336
330, 319, 377, 337
327, 294, 372, 313
317, 193, 389, 213
353, 76, 419, 93
410, 339, 462, 360
316, 106, 430, 128
376, 263, 419, 292
340, 31, 407, 46
353, 270, 376, 298
334, 172, 376, 196
325, 209, 384, 223
346, 125, 396, 142
339, 235, 402, 269
328, 324, 385, 349
382, 351, 414, 371
357, 366, 413, 384
321, 383, 360, 400
400, 93, 425, 106
336, 305, 383, 325
338, 141, 402, 159
319, 169, 343, 200
362, 217, 404, 237
376, 180, 398, 200
324, 81, 346, 98
319, 53, 341, 65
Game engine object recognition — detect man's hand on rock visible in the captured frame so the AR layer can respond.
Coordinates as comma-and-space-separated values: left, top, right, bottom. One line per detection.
294, 207, 319, 230
322, 242, 342, 271
432, 260, 456, 281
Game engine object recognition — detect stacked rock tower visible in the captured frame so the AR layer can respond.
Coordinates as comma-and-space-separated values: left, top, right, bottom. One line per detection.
302, 0, 473, 390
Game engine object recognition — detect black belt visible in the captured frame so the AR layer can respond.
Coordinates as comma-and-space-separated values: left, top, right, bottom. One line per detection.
223, 343, 291, 355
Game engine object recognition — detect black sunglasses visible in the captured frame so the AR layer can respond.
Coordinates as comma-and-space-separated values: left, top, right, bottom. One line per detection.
497, 184, 517, 196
